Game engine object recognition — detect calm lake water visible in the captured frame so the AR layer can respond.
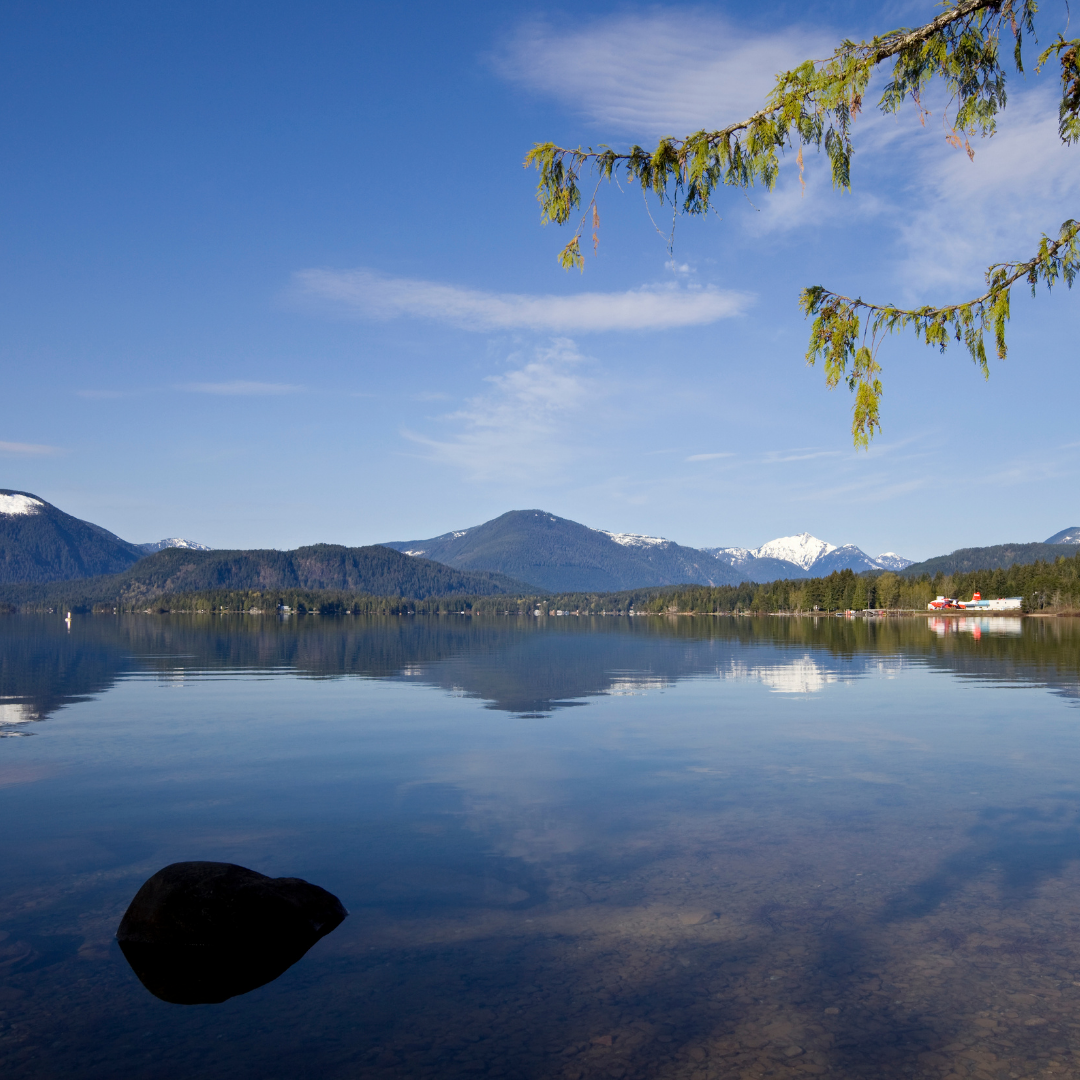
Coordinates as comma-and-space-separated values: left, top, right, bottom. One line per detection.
2, 613, 1080, 1080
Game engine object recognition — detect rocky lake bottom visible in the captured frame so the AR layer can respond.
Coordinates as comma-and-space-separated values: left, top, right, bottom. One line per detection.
1, 613, 1079, 1079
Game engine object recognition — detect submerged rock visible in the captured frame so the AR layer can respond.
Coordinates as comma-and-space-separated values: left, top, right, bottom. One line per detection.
116, 861, 347, 1004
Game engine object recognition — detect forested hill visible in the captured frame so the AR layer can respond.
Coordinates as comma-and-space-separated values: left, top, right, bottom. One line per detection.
902, 542, 1076, 577
0, 489, 144, 583
0, 544, 532, 609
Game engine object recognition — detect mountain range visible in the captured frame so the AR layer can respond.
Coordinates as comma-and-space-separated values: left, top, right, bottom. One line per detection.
704, 533, 912, 578
383, 511, 912, 592
1, 488, 1076, 597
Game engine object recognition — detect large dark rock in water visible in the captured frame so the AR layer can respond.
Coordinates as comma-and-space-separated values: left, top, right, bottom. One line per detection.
116, 861, 348, 1004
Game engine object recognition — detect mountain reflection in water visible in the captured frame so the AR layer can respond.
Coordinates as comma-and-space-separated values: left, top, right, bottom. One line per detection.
0, 613, 1078, 732
1, 614, 1080, 1080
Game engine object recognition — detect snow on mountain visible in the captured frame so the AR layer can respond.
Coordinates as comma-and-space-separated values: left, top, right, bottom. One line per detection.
136, 538, 212, 554
751, 532, 836, 570
1045, 527, 1080, 545
814, 544, 884, 575
601, 530, 670, 548
0, 489, 144, 582
386, 510, 913, 588
0, 493, 44, 516
874, 552, 914, 571
397, 528, 474, 558
705, 545, 803, 580
705, 532, 912, 579
716, 546, 751, 561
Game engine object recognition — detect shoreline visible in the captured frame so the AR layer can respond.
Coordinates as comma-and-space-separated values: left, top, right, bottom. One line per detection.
5, 608, 1080, 619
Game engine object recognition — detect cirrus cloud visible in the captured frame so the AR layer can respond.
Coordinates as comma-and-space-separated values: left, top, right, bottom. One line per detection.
492, 13, 835, 137
0, 440, 62, 456
294, 268, 751, 332
403, 339, 596, 483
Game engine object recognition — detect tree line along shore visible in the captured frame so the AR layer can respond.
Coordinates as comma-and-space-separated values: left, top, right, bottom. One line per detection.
4, 551, 1078, 617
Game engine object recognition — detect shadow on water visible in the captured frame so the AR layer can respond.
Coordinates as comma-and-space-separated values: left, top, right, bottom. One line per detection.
796, 795, 1080, 1078
883, 796, 1080, 920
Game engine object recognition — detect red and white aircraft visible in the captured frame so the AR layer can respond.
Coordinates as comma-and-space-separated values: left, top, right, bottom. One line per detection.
928, 595, 959, 609
928, 591, 985, 609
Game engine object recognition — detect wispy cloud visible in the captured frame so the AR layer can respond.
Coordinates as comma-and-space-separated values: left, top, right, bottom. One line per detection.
686, 452, 734, 462
492, 13, 835, 137
403, 340, 596, 483
893, 89, 1080, 297
295, 268, 751, 332
180, 381, 304, 396
0, 440, 62, 455
762, 448, 842, 464
978, 454, 1074, 488
494, 8, 1076, 320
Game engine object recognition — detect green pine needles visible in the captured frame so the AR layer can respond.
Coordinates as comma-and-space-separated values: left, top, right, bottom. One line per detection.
801, 216, 1080, 445
526, 0, 1079, 446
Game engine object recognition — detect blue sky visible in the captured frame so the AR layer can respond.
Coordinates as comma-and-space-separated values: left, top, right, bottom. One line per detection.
1, 0, 1076, 560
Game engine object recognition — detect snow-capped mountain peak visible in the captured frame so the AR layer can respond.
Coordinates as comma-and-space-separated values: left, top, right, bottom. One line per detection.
751, 533, 836, 570
137, 537, 212, 554
0, 493, 44, 516
601, 530, 670, 548
706, 532, 911, 576
874, 552, 914, 571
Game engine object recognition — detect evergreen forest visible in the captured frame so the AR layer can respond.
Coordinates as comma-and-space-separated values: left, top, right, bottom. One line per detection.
2, 549, 1077, 617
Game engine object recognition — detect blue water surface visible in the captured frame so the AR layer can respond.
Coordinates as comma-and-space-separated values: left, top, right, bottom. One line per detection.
1, 613, 1079, 1080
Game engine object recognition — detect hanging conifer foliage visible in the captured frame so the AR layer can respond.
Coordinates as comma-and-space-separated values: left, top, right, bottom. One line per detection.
527, 0, 1078, 446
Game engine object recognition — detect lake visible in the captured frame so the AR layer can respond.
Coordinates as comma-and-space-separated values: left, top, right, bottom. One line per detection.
1, 612, 1080, 1079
